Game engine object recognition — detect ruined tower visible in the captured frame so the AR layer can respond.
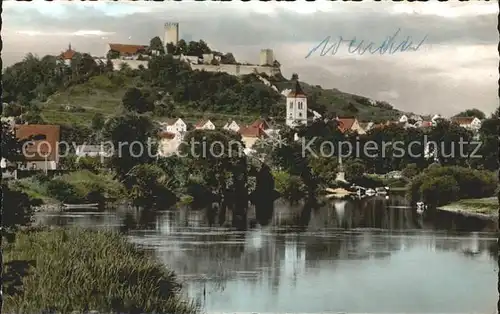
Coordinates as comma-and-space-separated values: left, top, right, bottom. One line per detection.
259, 49, 274, 66
164, 22, 179, 46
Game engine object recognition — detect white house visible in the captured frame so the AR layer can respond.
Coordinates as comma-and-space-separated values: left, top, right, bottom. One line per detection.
194, 119, 216, 130
162, 118, 187, 133
223, 120, 240, 132
451, 117, 482, 131
75, 145, 112, 158
157, 132, 182, 157
431, 114, 442, 126
399, 115, 408, 123
286, 81, 308, 127
410, 114, 423, 122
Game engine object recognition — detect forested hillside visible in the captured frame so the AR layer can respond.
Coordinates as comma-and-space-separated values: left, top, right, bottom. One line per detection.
2, 49, 405, 127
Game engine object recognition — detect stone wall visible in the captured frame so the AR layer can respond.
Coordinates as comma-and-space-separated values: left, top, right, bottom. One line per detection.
190, 64, 280, 77
97, 59, 149, 71
97, 58, 280, 77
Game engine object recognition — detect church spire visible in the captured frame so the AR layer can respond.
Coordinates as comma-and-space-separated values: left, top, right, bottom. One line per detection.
68, 43, 72, 51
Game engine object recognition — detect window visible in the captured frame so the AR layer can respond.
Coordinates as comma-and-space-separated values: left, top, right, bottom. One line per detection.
298, 102, 303, 110
289, 102, 293, 109
31, 163, 37, 170
299, 112, 302, 117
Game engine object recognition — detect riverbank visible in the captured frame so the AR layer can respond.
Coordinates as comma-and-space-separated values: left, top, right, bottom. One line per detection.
438, 197, 498, 220
3, 227, 198, 314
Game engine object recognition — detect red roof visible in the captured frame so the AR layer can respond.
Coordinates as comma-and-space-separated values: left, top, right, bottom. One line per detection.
451, 117, 475, 125
108, 43, 148, 55
249, 119, 270, 130
337, 118, 356, 133
60, 44, 76, 60
238, 126, 269, 138
420, 121, 433, 128
158, 131, 176, 139
15, 124, 60, 161
194, 119, 210, 128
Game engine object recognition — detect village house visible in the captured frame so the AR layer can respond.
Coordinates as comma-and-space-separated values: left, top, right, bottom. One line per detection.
223, 120, 240, 133
58, 43, 77, 66
249, 118, 271, 130
451, 116, 482, 131
158, 118, 187, 141
157, 131, 182, 157
75, 145, 112, 158
194, 119, 216, 130
359, 122, 374, 133
399, 115, 408, 123
106, 43, 149, 60
238, 119, 270, 150
336, 117, 366, 134
14, 124, 61, 171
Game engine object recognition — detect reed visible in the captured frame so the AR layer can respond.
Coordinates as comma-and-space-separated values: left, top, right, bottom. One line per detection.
3, 227, 198, 314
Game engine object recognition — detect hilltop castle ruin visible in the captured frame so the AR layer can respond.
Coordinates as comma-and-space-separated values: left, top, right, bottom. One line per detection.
95, 22, 281, 77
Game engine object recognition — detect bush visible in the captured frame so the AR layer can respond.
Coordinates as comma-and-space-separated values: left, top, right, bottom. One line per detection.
419, 175, 459, 206
408, 166, 497, 206
273, 171, 306, 205
402, 163, 419, 179
3, 228, 197, 314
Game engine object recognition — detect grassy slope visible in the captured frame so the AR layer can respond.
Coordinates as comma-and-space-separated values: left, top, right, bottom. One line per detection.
40, 71, 404, 127
440, 197, 498, 216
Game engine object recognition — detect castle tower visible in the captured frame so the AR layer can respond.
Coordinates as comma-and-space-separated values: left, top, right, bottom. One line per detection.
285, 80, 307, 127
164, 22, 179, 46
260, 49, 274, 66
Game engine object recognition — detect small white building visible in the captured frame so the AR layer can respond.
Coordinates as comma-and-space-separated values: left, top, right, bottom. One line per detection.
451, 117, 482, 131
159, 118, 187, 134
75, 145, 112, 158
399, 115, 408, 123
223, 120, 240, 132
194, 119, 216, 130
157, 131, 182, 157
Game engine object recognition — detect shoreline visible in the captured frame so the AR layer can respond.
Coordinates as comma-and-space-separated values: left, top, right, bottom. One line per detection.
438, 197, 498, 221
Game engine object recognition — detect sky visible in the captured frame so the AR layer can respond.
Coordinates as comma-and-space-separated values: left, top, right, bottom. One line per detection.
3, 0, 498, 117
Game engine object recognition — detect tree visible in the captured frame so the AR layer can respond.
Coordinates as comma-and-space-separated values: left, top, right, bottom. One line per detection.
122, 87, 154, 114
402, 163, 419, 179
344, 159, 366, 183
91, 113, 105, 132
453, 108, 486, 119
1, 121, 36, 233
126, 164, 177, 209
149, 36, 165, 55
291, 73, 299, 81
101, 113, 157, 179
221, 53, 236, 64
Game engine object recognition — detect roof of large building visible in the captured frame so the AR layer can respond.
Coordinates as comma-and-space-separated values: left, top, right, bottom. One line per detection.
336, 117, 357, 133
15, 124, 61, 161
451, 116, 477, 125
238, 126, 269, 138
108, 43, 148, 55
59, 44, 77, 60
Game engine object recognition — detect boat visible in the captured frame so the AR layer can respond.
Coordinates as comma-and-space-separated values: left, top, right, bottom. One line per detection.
375, 187, 388, 195
416, 202, 427, 214
365, 188, 376, 196
62, 203, 99, 209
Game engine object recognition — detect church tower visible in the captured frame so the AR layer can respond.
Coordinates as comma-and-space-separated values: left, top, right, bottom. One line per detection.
285, 80, 308, 127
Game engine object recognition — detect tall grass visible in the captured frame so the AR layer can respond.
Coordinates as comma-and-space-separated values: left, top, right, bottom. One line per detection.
3, 227, 198, 314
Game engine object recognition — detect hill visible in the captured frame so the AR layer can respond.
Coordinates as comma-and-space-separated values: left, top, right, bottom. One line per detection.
3, 52, 405, 128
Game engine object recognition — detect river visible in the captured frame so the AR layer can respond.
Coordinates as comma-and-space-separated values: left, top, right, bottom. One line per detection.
34, 196, 498, 313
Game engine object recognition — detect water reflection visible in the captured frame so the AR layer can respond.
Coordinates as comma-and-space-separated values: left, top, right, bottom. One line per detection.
34, 196, 498, 313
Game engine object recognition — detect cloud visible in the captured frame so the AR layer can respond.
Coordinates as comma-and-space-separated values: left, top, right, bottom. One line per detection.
2, 1, 497, 117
